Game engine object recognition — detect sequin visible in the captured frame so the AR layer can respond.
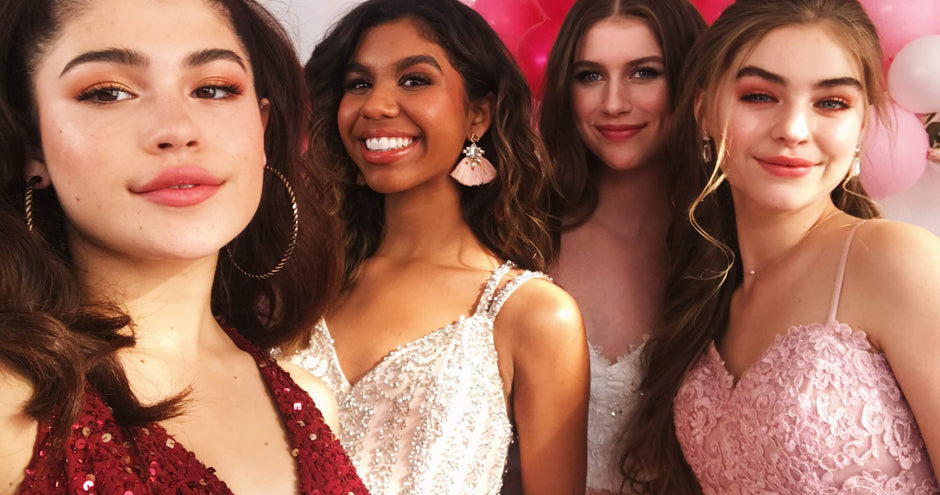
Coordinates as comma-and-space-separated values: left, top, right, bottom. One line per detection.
291, 261, 549, 495
82, 480, 94, 491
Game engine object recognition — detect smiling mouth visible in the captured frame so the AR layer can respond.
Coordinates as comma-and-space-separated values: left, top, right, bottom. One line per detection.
364, 136, 415, 152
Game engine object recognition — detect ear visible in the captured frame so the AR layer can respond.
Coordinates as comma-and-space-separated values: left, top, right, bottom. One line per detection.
24, 157, 51, 189
259, 98, 271, 131
693, 89, 708, 133
467, 93, 495, 139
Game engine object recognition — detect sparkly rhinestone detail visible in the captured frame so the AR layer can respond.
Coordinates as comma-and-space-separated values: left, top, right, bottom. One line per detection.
18, 327, 368, 494
291, 261, 550, 494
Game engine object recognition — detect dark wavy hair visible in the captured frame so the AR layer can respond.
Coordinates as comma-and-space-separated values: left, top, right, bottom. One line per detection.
621, 1, 884, 493
538, 0, 706, 227
306, 0, 556, 283
0, 0, 341, 431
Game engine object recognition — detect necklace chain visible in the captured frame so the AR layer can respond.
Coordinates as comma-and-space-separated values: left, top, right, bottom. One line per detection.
744, 210, 841, 276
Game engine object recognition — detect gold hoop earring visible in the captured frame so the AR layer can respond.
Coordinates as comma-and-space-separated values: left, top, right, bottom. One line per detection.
24, 176, 41, 232
226, 165, 299, 280
702, 134, 715, 163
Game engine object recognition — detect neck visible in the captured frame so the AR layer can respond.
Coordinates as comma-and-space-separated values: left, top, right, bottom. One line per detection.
72, 243, 223, 358
584, 160, 670, 239
734, 196, 841, 285
378, 178, 490, 265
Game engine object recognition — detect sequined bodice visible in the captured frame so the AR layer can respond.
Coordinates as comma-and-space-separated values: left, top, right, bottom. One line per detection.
673, 223, 939, 494
586, 342, 645, 493
291, 261, 548, 495
18, 327, 367, 495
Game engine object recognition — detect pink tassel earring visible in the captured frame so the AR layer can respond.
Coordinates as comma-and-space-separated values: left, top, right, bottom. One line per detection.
451, 133, 496, 186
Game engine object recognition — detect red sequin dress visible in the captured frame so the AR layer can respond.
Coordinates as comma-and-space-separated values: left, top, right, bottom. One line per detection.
17, 328, 368, 494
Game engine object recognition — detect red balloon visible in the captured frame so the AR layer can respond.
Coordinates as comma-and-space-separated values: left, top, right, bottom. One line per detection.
515, 20, 563, 98
690, 0, 734, 25
537, 0, 575, 21
472, 0, 545, 53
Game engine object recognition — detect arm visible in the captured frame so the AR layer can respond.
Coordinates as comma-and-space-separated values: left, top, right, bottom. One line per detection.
852, 221, 940, 476
495, 279, 590, 495
0, 366, 38, 495
278, 361, 341, 434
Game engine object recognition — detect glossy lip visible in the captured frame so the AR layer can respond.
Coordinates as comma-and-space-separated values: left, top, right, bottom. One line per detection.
131, 166, 223, 207
357, 128, 420, 165
595, 123, 646, 142
756, 155, 817, 178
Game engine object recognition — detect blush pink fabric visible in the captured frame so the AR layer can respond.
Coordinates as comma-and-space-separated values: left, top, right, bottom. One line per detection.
674, 222, 939, 494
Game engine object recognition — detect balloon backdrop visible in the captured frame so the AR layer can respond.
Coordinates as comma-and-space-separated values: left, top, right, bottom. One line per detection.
859, 0, 940, 61
690, 0, 733, 25
471, 0, 544, 53
888, 35, 940, 114
515, 19, 563, 98
860, 104, 930, 199
538, 0, 576, 20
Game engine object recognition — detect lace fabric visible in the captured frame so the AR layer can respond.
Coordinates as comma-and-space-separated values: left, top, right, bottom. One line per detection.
674, 322, 939, 494
290, 261, 549, 495
586, 342, 645, 493
18, 327, 367, 495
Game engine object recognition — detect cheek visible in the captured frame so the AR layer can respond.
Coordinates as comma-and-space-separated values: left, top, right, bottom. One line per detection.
636, 82, 670, 121
570, 86, 597, 126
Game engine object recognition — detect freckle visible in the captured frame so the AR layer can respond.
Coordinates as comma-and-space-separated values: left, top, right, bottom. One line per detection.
233, 375, 237, 380
264, 442, 269, 446
75, 197, 80, 202
140, 359, 145, 364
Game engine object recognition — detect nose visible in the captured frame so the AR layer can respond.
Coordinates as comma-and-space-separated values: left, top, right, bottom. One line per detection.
143, 95, 201, 152
771, 102, 810, 147
360, 82, 399, 119
602, 78, 632, 116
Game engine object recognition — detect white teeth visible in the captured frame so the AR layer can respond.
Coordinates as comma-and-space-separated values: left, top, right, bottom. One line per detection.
364, 136, 414, 152
169, 184, 197, 189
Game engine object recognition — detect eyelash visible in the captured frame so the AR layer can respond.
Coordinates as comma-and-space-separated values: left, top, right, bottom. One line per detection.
77, 83, 135, 103
740, 92, 852, 111
573, 67, 663, 83
192, 81, 244, 99
574, 70, 604, 83
343, 77, 370, 92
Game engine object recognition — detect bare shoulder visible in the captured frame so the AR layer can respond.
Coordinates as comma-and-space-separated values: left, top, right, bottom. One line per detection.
850, 219, 940, 284
276, 360, 339, 433
494, 275, 585, 348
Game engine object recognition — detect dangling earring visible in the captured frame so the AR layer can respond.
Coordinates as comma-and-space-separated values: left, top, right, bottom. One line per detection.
701, 134, 715, 163
24, 176, 41, 232
226, 165, 299, 280
850, 145, 861, 177
451, 133, 496, 186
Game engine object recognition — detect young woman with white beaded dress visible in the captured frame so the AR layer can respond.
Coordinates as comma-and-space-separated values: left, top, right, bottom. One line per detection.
287, 0, 590, 494
537, 0, 704, 492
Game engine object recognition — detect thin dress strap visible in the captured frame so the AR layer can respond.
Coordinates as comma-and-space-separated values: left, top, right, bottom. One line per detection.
827, 221, 866, 322
480, 269, 552, 319
472, 260, 517, 317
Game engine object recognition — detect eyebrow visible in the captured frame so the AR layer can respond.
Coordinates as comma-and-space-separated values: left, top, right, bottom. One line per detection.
736, 66, 862, 90
60, 47, 246, 78
573, 55, 665, 69
345, 54, 443, 75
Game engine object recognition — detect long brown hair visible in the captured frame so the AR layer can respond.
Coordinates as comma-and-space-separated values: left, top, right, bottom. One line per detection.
0, 0, 340, 430
305, 0, 555, 284
538, 0, 706, 226
621, 1, 884, 493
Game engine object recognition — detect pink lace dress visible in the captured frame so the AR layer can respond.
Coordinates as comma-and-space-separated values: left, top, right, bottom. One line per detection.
17, 327, 368, 494
674, 223, 939, 494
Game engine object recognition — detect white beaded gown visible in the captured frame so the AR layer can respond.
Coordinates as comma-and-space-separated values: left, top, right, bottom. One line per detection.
586, 341, 645, 493
290, 261, 549, 495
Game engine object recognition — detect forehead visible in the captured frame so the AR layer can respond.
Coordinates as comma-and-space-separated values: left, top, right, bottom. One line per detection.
42, 0, 245, 69
735, 24, 862, 85
352, 18, 450, 65
577, 16, 661, 59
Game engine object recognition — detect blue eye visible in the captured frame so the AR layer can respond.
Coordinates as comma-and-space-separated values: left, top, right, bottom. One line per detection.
816, 98, 849, 110
741, 93, 776, 103
574, 70, 604, 83
632, 67, 663, 80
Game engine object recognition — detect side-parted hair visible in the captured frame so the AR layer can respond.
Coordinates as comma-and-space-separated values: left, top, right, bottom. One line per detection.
621, 1, 884, 493
0, 0, 341, 432
539, 0, 706, 226
305, 0, 556, 284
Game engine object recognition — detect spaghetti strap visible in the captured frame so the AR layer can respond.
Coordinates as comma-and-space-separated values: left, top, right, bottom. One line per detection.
827, 221, 866, 322
472, 261, 517, 317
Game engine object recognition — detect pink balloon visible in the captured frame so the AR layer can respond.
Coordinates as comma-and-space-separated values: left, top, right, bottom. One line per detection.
538, 0, 575, 21
472, 0, 545, 53
860, 104, 929, 199
859, 0, 940, 60
888, 35, 940, 114
515, 20, 563, 98
690, 0, 733, 25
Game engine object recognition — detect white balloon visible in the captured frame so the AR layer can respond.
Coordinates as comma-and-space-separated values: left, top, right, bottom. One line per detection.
888, 35, 940, 114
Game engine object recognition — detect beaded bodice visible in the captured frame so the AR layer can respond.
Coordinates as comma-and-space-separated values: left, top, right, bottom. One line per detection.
290, 261, 548, 495
18, 327, 367, 495
586, 342, 645, 493
673, 223, 939, 494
